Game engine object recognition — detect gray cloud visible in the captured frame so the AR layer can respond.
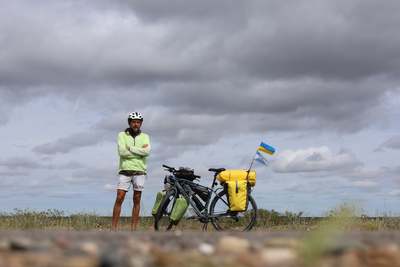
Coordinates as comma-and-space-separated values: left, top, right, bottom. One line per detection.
388, 190, 400, 197
1, 0, 400, 214
0, 157, 45, 169
272, 146, 362, 174
115, 0, 400, 80
25, 191, 44, 196
343, 168, 384, 180
58, 161, 86, 169
0, 169, 28, 176
1, 1, 399, 88
382, 135, 400, 150
1, 0, 399, 141
338, 181, 380, 189
49, 193, 84, 199
2, 0, 397, 174
284, 183, 320, 193
32, 132, 103, 155
117, 0, 248, 23
65, 164, 117, 185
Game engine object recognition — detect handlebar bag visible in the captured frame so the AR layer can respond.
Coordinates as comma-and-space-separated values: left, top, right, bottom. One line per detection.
217, 170, 256, 186
226, 180, 249, 212
151, 190, 166, 217
175, 167, 196, 181
170, 196, 189, 225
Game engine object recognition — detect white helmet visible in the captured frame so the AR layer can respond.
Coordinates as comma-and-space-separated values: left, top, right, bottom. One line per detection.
128, 111, 143, 121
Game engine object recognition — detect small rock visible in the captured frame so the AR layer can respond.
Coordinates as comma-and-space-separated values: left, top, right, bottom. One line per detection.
199, 242, 215, 255
368, 244, 400, 267
261, 248, 296, 265
81, 242, 100, 257
174, 230, 182, 236
217, 236, 250, 253
10, 238, 33, 251
337, 251, 364, 267
54, 235, 69, 249
126, 238, 153, 254
263, 237, 300, 249
0, 240, 11, 251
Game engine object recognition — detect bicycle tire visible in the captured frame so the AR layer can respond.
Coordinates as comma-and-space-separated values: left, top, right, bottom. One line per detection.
154, 190, 176, 231
210, 190, 258, 232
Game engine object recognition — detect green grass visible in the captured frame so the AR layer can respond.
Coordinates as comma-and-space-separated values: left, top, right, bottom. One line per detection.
0, 207, 158, 231
2, 203, 400, 231
0, 208, 102, 231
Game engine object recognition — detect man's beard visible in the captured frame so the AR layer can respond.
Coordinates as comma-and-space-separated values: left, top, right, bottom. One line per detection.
129, 127, 141, 137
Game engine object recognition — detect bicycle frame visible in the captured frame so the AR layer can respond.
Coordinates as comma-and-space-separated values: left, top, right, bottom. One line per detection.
169, 173, 227, 220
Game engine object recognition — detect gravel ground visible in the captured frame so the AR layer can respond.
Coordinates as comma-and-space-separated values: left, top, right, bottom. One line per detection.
2, 230, 400, 267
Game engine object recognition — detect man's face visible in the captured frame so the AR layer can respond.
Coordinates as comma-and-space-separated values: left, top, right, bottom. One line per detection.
129, 119, 142, 132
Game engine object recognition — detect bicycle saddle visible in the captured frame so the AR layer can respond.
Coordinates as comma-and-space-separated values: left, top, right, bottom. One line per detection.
208, 168, 226, 172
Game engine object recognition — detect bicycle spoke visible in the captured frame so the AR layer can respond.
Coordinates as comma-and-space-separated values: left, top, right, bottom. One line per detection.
210, 191, 258, 232
154, 190, 176, 231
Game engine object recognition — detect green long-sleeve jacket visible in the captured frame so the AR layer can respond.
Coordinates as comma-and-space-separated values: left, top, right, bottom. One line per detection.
117, 131, 150, 173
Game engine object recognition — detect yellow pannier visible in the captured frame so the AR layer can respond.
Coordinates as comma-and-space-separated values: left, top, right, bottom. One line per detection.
217, 170, 256, 186
226, 180, 248, 212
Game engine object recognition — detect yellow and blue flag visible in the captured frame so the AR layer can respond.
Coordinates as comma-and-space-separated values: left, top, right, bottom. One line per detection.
254, 151, 268, 166
258, 142, 275, 155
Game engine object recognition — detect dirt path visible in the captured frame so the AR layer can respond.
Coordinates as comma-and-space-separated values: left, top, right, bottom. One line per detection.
1, 230, 400, 267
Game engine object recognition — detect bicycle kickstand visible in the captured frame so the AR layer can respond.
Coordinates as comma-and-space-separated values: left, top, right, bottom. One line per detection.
202, 223, 208, 232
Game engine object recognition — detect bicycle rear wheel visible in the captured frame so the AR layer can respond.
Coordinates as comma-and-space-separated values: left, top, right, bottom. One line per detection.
210, 190, 258, 232
154, 190, 176, 231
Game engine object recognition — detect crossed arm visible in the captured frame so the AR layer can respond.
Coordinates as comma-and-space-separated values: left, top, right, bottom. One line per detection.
117, 135, 150, 159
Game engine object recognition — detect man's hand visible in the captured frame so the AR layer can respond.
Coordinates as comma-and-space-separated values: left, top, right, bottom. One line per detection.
126, 144, 148, 151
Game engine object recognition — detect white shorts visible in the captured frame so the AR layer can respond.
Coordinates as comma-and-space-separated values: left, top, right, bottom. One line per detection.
117, 174, 147, 192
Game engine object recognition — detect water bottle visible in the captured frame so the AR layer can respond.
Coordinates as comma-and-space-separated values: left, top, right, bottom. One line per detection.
183, 183, 194, 196
191, 195, 205, 211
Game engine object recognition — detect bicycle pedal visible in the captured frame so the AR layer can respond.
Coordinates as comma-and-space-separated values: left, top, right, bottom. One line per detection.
231, 216, 239, 222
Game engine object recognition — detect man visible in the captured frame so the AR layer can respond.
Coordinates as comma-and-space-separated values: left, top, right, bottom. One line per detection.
112, 111, 150, 231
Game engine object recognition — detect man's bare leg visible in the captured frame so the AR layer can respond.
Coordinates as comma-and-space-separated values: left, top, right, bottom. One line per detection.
131, 190, 142, 231
112, 189, 127, 230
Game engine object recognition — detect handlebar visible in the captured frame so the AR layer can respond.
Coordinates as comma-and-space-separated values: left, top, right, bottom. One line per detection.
162, 164, 175, 172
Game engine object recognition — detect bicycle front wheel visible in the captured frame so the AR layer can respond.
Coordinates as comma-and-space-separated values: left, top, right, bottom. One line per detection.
210, 190, 258, 232
154, 190, 176, 231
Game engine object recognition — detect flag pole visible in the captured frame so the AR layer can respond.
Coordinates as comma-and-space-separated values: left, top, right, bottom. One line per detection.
247, 149, 259, 179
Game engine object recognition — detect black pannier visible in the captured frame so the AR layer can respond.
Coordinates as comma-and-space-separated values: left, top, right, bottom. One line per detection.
192, 184, 210, 202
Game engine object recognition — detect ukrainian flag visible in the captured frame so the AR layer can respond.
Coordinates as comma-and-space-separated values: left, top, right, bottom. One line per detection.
258, 142, 275, 155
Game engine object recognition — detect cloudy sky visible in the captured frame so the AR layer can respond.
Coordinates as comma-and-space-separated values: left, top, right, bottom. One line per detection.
1, 0, 400, 217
